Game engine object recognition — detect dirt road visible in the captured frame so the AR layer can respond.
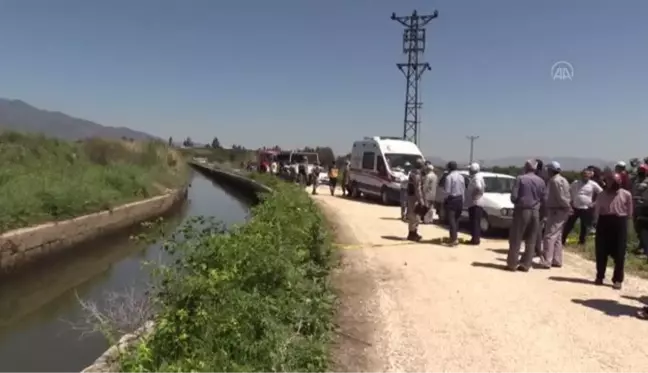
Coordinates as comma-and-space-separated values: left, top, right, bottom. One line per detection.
313, 189, 648, 372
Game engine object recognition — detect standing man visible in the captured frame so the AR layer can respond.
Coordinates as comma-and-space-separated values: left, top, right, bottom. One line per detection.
594, 173, 633, 289
540, 162, 571, 268
422, 163, 438, 224
615, 161, 632, 191
341, 160, 351, 196
632, 164, 648, 255
400, 161, 412, 220
562, 168, 602, 245
465, 162, 485, 245
406, 159, 425, 241
327, 162, 339, 196
311, 162, 321, 195
506, 160, 546, 272
535, 159, 548, 257
444, 161, 465, 246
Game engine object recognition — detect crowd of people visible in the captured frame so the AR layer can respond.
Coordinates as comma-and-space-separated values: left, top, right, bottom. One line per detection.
399, 156, 648, 317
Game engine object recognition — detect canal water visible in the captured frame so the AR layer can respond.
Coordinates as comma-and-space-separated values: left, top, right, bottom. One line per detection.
0, 171, 252, 371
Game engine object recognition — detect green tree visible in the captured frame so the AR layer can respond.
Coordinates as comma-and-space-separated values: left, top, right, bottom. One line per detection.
211, 137, 221, 149
168, 137, 173, 146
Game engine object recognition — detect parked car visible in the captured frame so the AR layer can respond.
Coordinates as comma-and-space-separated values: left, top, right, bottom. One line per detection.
347, 136, 425, 205
434, 171, 516, 234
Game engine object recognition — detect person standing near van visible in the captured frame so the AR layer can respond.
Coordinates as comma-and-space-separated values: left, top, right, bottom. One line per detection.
466, 162, 485, 245
444, 161, 465, 246
506, 160, 546, 272
540, 161, 571, 268
400, 161, 412, 220
422, 164, 438, 224
311, 162, 321, 195
406, 159, 425, 241
341, 160, 351, 196
328, 162, 339, 196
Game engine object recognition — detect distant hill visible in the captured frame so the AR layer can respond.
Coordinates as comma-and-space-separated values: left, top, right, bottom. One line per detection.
0, 98, 155, 141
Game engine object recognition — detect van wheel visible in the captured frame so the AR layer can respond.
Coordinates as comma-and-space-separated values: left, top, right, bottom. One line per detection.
479, 212, 491, 234
380, 187, 390, 205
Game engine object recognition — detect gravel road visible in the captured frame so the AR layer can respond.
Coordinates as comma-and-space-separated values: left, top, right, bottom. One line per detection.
313, 188, 648, 372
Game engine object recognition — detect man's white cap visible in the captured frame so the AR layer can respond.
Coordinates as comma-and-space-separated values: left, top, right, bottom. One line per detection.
469, 162, 480, 172
547, 161, 561, 170
426, 164, 434, 171
616, 161, 626, 168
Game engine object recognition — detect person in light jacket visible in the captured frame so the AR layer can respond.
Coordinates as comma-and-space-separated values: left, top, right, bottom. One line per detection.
422, 164, 438, 223
400, 161, 412, 220
466, 162, 485, 245
540, 161, 571, 268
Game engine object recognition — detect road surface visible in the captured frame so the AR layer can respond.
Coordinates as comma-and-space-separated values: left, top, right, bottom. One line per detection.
313, 188, 648, 372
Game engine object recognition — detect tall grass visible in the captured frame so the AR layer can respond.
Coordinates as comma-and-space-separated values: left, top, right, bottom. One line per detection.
0, 131, 188, 233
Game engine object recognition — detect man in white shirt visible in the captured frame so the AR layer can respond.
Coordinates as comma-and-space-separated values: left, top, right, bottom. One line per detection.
399, 162, 412, 220
465, 163, 485, 245
562, 168, 603, 245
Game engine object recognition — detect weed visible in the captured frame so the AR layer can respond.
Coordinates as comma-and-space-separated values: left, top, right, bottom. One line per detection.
119, 174, 335, 372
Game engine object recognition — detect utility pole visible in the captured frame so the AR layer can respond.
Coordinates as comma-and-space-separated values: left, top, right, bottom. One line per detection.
466, 135, 479, 164
391, 9, 439, 146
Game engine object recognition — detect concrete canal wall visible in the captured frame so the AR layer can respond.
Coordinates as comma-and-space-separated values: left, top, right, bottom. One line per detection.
189, 161, 272, 197
0, 188, 188, 274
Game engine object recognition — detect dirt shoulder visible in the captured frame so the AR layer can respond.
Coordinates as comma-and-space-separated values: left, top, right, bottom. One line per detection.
314, 186, 648, 372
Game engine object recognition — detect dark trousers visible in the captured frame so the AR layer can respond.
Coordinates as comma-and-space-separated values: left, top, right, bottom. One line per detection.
468, 206, 482, 244
562, 207, 594, 244
595, 214, 628, 283
636, 217, 648, 255
445, 196, 463, 242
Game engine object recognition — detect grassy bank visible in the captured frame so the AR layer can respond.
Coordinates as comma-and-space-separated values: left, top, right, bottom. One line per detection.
0, 131, 188, 233
120, 173, 335, 372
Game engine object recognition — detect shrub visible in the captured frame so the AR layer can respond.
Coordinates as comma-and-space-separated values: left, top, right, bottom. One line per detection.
120, 174, 335, 372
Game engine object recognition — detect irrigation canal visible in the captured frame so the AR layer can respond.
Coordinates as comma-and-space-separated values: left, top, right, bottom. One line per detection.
0, 171, 252, 372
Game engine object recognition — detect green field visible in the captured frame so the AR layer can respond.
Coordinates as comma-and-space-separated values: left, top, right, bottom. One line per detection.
0, 131, 188, 233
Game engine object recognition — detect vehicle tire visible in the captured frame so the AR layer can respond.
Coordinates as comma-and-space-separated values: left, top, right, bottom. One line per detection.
351, 182, 360, 198
479, 211, 491, 235
380, 187, 390, 205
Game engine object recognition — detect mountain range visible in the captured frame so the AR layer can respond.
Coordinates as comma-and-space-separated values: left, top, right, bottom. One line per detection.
0, 98, 155, 141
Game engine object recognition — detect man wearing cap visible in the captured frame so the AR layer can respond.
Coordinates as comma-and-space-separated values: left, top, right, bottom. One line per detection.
465, 162, 485, 245
615, 161, 632, 191
406, 158, 426, 241
563, 168, 602, 245
400, 161, 412, 220
443, 161, 465, 246
506, 159, 547, 271
632, 164, 648, 255
422, 163, 438, 224
540, 161, 571, 268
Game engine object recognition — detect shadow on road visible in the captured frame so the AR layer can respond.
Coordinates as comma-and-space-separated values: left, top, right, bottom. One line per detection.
571, 298, 640, 317
622, 295, 648, 305
471, 261, 510, 271
548, 276, 610, 287
380, 235, 450, 245
379, 217, 404, 221
487, 248, 509, 255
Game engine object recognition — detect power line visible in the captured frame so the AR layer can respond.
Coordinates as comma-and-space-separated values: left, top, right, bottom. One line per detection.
391, 9, 439, 146
466, 135, 479, 164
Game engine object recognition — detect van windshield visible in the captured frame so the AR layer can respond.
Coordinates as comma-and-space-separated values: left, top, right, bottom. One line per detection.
483, 176, 515, 194
384, 153, 422, 170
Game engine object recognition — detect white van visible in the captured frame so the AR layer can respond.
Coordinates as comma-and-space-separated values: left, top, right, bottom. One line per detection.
434, 170, 516, 234
348, 136, 425, 204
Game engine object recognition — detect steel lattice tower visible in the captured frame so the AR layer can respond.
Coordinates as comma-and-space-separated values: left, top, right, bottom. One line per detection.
391, 10, 438, 145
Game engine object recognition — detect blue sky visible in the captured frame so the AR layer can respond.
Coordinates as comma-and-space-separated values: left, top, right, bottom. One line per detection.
0, 0, 646, 162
